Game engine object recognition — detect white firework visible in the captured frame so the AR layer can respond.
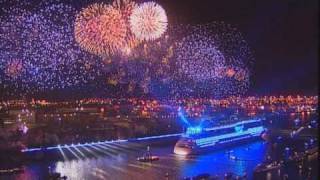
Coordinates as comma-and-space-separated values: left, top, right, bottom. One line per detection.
129, 2, 168, 41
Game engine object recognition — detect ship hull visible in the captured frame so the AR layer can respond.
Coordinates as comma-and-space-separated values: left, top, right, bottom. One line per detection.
174, 135, 262, 155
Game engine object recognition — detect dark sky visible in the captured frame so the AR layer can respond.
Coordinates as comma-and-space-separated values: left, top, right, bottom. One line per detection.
157, 0, 318, 96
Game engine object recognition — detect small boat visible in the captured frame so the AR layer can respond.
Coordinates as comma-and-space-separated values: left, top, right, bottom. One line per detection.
137, 155, 159, 162
0, 167, 24, 175
137, 146, 159, 162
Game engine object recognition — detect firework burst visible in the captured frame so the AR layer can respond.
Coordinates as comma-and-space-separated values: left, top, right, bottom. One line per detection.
5, 59, 24, 79
166, 22, 253, 98
130, 2, 168, 41
0, 1, 103, 96
112, 0, 140, 55
175, 34, 226, 82
0, 0, 254, 99
75, 3, 127, 56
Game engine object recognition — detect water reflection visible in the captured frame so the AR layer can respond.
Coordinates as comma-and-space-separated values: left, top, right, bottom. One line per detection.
49, 141, 266, 180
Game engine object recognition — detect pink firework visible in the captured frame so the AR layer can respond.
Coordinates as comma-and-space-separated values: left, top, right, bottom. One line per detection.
5, 59, 23, 78
112, 0, 140, 55
75, 3, 127, 56
129, 2, 168, 41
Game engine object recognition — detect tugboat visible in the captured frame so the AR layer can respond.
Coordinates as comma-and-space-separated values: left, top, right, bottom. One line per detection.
137, 146, 159, 162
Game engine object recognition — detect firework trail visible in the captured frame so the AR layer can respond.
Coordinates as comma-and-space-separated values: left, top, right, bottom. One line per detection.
75, 3, 127, 56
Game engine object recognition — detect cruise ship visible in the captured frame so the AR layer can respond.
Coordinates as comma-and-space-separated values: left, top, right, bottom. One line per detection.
174, 118, 266, 155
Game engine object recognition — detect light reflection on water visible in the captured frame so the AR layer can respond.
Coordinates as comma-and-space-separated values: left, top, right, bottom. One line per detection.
48, 141, 266, 180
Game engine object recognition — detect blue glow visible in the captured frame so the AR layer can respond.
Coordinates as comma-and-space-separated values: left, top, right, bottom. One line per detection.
203, 119, 261, 131
178, 107, 191, 126
195, 126, 264, 147
177, 141, 267, 179
198, 135, 252, 148
186, 126, 203, 135
235, 124, 244, 133
136, 133, 182, 140
21, 148, 42, 152
47, 147, 58, 150
198, 117, 207, 127
21, 133, 182, 153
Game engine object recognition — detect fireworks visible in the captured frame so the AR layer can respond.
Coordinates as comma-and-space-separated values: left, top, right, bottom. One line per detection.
167, 22, 253, 98
5, 59, 23, 79
0, 1, 103, 96
75, 0, 168, 57
130, 2, 168, 41
0, 0, 254, 99
112, 0, 140, 55
75, 3, 127, 56
175, 34, 226, 82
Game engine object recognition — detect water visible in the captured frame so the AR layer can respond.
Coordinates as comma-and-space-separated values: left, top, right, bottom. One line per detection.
7, 141, 266, 180
2, 113, 318, 180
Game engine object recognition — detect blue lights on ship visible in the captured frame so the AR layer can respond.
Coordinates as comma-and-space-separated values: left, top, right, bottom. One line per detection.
186, 127, 203, 135
174, 117, 266, 155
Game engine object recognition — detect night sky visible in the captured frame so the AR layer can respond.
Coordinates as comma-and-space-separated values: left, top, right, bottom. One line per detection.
0, 0, 318, 99
158, 0, 318, 96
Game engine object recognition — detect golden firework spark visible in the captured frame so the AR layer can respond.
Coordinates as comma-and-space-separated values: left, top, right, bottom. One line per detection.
75, 3, 127, 56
